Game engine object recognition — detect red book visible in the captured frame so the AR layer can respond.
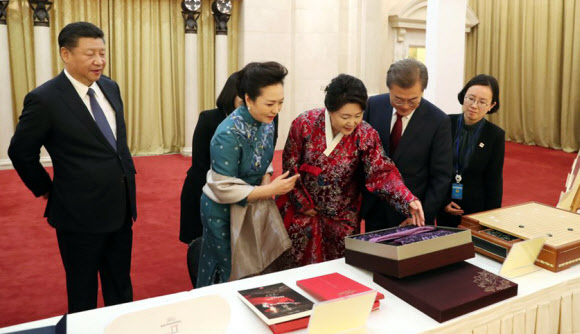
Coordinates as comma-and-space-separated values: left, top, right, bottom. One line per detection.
296, 272, 384, 302
268, 273, 382, 334
268, 301, 380, 334
268, 316, 310, 334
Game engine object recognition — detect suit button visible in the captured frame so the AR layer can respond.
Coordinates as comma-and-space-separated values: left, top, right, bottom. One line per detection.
120, 177, 125, 184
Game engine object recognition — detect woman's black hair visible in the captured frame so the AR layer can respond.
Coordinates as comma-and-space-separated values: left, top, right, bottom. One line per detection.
324, 74, 368, 112
457, 74, 500, 114
216, 71, 241, 115
237, 61, 288, 104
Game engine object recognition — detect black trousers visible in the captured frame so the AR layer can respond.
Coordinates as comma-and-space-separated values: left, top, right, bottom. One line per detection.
436, 211, 462, 227
56, 222, 133, 313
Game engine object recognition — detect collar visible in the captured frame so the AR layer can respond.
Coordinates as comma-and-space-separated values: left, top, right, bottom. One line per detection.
64, 69, 100, 99
392, 107, 416, 120
323, 109, 344, 156
462, 115, 486, 131
238, 105, 260, 126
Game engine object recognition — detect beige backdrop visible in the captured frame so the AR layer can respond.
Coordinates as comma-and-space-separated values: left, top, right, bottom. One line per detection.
465, 0, 580, 152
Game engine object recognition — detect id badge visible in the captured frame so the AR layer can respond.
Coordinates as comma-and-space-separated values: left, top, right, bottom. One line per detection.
451, 183, 463, 200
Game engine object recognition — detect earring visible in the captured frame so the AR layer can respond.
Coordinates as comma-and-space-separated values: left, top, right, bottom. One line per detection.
248, 106, 251, 112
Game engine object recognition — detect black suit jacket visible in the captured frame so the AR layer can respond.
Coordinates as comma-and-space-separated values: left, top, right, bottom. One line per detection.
179, 109, 279, 244
179, 108, 225, 244
362, 93, 452, 229
437, 114, 505, 227
8, 71, 136, 233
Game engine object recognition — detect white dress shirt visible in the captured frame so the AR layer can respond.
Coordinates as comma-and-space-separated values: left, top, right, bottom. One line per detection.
64, 69, 117, 139
390, 107, 416, 136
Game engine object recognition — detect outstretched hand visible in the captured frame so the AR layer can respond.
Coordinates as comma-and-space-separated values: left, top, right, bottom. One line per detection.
407, 200, 425, 226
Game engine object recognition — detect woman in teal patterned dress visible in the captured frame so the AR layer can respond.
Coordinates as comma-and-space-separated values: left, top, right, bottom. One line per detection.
196, 62, 299, 288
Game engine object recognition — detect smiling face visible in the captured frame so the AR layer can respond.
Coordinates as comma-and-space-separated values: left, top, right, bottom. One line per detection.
389, 81, 423, 116
328, 103, 364, 136
61, 37, 106, 86
245, 83, 284, 124
462, 85, 496, 125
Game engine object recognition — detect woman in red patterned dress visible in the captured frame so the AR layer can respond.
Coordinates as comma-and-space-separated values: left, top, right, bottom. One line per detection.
277, 74, 424, 267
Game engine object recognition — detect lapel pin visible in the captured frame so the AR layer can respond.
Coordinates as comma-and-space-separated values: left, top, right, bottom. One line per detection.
479, 142, 485, 148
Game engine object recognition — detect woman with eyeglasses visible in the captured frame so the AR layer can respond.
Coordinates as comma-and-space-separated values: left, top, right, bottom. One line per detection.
437, 74, 505, 227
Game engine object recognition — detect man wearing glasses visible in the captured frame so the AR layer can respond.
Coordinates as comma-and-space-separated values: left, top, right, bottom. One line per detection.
362, 58, 452, 230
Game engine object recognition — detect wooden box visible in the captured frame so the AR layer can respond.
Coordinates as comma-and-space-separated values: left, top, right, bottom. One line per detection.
459, 202, 580, 272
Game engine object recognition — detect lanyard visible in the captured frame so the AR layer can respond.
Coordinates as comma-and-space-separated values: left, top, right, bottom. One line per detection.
454, 115, 485, 177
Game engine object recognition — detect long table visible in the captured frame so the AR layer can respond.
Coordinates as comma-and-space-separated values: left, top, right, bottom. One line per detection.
2, 254, 580, 334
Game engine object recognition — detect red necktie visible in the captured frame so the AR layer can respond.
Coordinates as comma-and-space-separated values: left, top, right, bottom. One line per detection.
389, 113, 402, 155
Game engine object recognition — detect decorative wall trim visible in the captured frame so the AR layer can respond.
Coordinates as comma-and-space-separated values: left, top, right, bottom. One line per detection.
212, 0, 231, 35
28, 0, 53, 27
0, 159, 12, 170
0, 0, 9, 25
0, 156, 53, 170
389, 0, 479, 43
182, 0, 201, 34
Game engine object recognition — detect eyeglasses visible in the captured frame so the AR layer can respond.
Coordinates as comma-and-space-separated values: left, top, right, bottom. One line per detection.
464, 96, 491, 110
391, 97, 420, 109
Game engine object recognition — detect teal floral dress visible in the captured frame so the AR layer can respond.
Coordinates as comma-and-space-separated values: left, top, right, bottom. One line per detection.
196, 105, 276, 288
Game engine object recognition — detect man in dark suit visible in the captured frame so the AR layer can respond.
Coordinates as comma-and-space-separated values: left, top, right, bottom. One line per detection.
8, 22, 136, 313
362, 58, 452, 230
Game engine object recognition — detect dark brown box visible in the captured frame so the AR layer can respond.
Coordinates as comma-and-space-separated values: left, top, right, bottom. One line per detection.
373, 262, 518, 322
345, 242, 474, 278
345, 226, 474, 278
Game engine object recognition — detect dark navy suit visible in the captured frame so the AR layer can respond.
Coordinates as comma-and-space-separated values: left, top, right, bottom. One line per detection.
9, 71, 136, 312
362, 93, 452, 230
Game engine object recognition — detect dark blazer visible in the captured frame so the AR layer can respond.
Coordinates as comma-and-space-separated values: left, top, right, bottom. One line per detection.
362, 93, 452, 230
179, 108, 225, 244
437, 114, 505, 227
8, 71, 137, 233
179, 110, 279, 244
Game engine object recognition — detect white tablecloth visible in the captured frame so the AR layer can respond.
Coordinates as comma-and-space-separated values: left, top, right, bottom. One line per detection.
2, 254, 580, 334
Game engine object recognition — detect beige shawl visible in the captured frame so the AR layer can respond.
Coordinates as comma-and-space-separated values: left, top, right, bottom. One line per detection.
203, 170, 291, 281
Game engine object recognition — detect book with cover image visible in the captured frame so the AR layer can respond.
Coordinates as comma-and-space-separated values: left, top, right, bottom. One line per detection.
238, 283, 314, 325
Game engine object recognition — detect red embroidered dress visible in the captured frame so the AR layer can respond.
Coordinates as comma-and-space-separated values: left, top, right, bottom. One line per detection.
277, 109, 416, 267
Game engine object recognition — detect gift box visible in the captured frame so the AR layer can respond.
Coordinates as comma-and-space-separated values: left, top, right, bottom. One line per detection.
373, 261, 518, 322
459, 202, 580, 272
345, 226, 474, 278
